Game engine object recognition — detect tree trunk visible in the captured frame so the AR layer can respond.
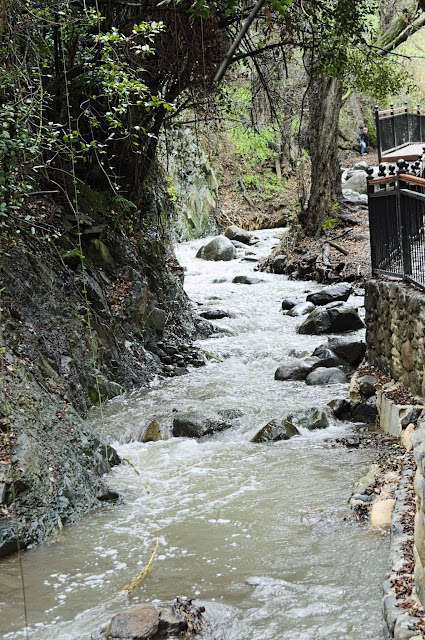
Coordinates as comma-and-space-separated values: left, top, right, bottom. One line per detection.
303, 76, 342, 236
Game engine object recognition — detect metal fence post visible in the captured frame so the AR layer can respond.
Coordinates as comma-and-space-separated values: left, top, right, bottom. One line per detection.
391, 103, 396, 149
405, 101, 409, 142
375, 105, 382, 163
397, 160, 412, 277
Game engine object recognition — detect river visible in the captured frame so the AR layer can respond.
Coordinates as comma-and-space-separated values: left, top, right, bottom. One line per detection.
0, 229, 388, 639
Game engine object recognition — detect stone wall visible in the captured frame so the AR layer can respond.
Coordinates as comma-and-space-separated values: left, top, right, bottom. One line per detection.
366, 279, 425, 619
365, 279, 425, 398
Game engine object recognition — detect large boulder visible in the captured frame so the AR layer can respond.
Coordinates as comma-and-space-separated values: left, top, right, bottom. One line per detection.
251, 419, 289, 443
224, 225, 252, 245
327, 337, 366, 365
196, 235, 236, 261
305, 367, 347, 385
350, 397, 378, 424
172, 410, 240, 438
297, 304, 365, 335
287, 302, 315, 317
343, 171, 367, 194
306, 283, 353, 306
274, 358, 318, 381
283, 408, 329, 436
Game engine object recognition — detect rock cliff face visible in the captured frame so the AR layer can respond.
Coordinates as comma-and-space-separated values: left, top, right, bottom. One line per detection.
160, 127, 219, 240
0, 185, 197, 556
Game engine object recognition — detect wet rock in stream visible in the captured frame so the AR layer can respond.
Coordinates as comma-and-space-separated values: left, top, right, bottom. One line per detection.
196, 235, 236, 261
286, 301, 315, 317
306, 282, 353, 306
297, 303, 365, 335
305, 367, 347, 385
224, 224, 253, 245
172, 409, 243, 438
274, 358, 318, 381
251, 419, 290, 443
232, 275, 264, 285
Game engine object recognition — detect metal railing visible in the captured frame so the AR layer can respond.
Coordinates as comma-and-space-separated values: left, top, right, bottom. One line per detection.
375, 103, 425, 163
367, 158, 425, 290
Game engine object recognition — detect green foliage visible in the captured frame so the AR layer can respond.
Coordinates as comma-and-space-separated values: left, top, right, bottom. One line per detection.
346, 49, 413, 102
230, 125, 274, 169
321, 215, 337, 231
0, 0, 172, 236
165, 177, 178, 204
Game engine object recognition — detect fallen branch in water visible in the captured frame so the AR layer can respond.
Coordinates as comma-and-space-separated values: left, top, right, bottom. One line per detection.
120, 537, 159, 595
202, 350, 224, 362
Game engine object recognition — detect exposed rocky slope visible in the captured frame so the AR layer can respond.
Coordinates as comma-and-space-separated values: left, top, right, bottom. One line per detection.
0, 185, 202, 556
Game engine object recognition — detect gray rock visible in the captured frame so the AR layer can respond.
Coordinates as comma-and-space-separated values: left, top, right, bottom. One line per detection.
358, 375, 378, 398
281, 297, 303, 311
351, 396, 377, 423
274, 358, 318, 381
328, 398, 351, 419
224, 224, 252, 245
251, 419, 289, 443
87, 239, 116, 275
232, 276, 264, 285
343, 171, 367, 194
297, 305, 365, 335
306, 367, 347, 385
283, 408, 329, 436
342, 188, 364, 203
328, 337, 366, 365
0, 519, 19, 558
94, 604, 186, 640
352, 161, 369, 172
196, 235, 237, 261
312, 345, 346, 368
172, 411, 236, 438
272, 254, 287, 274
199, 309, 231, 320
287, 302, 315, 317
306, 282, 353, 306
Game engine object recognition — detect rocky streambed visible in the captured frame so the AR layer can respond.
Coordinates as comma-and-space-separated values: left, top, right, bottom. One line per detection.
1, 228, 391, 640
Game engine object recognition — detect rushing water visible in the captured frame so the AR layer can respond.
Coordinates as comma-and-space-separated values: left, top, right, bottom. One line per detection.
0, 229, 388, 640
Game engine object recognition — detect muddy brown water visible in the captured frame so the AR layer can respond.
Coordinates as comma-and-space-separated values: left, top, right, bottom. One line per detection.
0, 230, 387, 639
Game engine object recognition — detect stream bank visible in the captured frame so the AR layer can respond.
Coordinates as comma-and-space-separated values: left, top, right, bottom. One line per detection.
0, 184, 203, 556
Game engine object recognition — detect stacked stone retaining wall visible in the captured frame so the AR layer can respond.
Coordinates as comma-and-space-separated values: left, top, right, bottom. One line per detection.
365, 279, 425, 398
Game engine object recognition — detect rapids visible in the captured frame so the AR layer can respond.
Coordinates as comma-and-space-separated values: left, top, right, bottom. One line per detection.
0, 229, 387, 639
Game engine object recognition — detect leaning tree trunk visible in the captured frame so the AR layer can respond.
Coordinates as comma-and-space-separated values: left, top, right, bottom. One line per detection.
303, 75, 342, 236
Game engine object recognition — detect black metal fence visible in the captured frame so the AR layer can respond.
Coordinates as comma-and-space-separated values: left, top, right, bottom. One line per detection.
376, 104, 425, 162
367, 159, 425, 290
